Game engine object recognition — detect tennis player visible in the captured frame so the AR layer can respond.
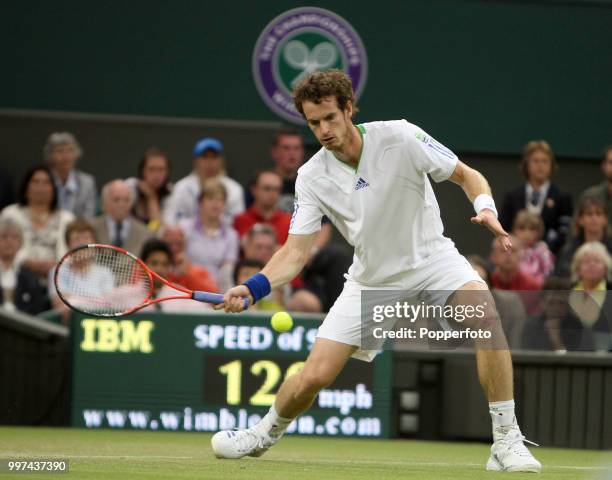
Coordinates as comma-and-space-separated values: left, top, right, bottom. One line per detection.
212, 70, 541, 473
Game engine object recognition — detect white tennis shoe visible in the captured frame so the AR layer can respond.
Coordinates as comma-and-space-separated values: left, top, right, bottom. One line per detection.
211, 426, 274, 459
486, 425, 541, 473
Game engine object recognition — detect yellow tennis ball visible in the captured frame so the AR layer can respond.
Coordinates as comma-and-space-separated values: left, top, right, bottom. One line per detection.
271, 311, 293, 332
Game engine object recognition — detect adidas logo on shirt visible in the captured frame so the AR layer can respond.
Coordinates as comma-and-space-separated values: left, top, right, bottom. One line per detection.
355, 177, 370, 190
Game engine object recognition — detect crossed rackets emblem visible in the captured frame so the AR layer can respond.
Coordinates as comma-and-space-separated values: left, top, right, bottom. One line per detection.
283, 40, 338, 88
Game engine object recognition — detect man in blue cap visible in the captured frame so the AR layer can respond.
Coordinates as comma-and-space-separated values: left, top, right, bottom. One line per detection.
164, 138, 245, 225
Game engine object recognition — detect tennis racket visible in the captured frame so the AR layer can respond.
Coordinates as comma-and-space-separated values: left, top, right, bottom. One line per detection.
54, 244, 248, 317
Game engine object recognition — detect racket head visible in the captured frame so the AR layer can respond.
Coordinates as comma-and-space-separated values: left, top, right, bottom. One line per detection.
54, 244, 155, 317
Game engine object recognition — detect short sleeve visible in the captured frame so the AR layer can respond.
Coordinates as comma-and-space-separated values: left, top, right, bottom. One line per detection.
403, 121, 458, 183
288, 175, 323, 235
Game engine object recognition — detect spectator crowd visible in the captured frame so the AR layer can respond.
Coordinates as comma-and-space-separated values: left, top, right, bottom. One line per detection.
0, 130, 610, 352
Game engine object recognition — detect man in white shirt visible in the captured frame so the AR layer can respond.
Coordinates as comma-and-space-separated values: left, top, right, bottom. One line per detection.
163, 138, 245, 224
211, 70, 540, 473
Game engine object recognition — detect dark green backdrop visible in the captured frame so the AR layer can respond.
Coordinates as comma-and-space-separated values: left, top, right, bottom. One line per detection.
2, 0, 610, 158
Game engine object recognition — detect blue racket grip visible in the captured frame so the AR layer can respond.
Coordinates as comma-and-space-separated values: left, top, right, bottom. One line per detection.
192, 291, 250, 310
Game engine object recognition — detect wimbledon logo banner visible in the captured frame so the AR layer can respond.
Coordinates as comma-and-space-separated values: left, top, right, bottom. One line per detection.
252, 7, 368, 124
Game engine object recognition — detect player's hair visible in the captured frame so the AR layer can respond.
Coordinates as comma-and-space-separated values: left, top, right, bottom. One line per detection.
513, 210, 545, 238
65, 218, 97, 245
272, 127, 302, 147
198, 178, 227, 203
137, 147, 172, 200
520, 140, 557, 180
570, 241, 612, 283
140, 238, 174, 264
43, 131, 82, 163
293, 69, 358, 118
18, 165, 58, 211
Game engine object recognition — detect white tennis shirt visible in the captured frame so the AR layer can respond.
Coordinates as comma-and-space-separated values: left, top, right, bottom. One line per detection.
289, 120, 458, 285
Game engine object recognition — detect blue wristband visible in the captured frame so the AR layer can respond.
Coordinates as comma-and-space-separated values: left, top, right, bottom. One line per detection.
243, 273, 271, 304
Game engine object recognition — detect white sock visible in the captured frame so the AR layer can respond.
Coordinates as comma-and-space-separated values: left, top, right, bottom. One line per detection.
258, 404, 293, 441
489, 399, 517, 429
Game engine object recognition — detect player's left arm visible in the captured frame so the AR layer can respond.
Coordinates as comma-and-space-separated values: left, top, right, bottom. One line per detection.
448, 160, 512, 250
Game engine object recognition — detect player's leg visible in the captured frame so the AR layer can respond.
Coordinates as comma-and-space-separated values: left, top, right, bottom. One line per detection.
274, 337, 357, 418
455, 280, 541, 473
211, 338, 356, 459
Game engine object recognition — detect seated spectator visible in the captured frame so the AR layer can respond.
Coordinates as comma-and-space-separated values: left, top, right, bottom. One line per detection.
566, 242, 612, 351
579, 145, 612, 225
45, 132, 97, 218
512, 210, 554, 288
239, 225, 322, 312
244, 128, 333, 253
49, 218, 113, 324
1, 166, 74, 279
164, 138, 244, 224
467, 254, 527, 349
234, 258, 284, 312
499, 140, 572, 254
234, 170, 292, 244
0, 166, 15, 211
490, 235, 540, 291
0, 217, 50, 314
521, 276, 572, 352
160, 225, 218, 293
139, 239, 212, 313
91, 180, 152, 255
243, 223, 278, 264
555, 195, 612, 278
179, 179, 239, 292
125, 147, 172, 231
246, 128, 305, 212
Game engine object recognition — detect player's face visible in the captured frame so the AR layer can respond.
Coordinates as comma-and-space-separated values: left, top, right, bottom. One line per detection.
302, 97, 353, 152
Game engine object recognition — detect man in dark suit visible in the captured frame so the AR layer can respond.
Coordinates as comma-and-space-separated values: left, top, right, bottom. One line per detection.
91, 180, 152, 255
499, 140, 572, 254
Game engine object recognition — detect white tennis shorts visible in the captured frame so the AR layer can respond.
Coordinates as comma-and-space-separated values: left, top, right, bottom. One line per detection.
316, 246, 485, 361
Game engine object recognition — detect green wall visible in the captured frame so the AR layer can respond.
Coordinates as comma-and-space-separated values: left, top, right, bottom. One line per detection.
2, 0, 610, 157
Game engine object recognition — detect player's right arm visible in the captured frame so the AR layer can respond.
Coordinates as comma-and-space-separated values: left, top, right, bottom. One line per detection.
217, 233, 315, 313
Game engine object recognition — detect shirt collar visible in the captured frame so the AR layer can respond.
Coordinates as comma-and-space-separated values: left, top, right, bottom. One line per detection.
575, 279, 606, 292
54, 170, 78, 192
525, 181, 550, 196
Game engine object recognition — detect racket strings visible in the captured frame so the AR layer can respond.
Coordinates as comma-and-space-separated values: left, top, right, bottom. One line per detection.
56, 247, 152, 316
